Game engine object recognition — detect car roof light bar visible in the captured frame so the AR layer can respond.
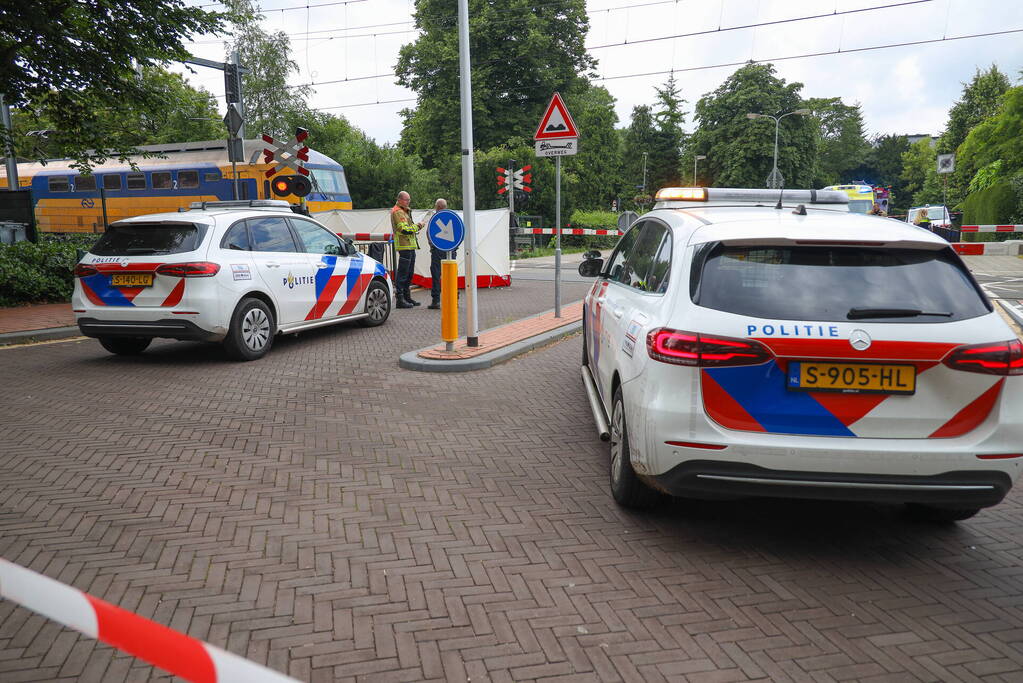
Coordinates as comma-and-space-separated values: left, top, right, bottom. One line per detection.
654, 187, 850, 207
186, 200, 292, 211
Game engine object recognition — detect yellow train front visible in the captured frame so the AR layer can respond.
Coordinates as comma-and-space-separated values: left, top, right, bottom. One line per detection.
0, 139, 352, 234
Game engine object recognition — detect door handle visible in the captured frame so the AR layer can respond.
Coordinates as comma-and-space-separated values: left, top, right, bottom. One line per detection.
316, 263, 330, 269
596, 297, 607, 304
265, 261, 280, 268
612, 307, 624, 319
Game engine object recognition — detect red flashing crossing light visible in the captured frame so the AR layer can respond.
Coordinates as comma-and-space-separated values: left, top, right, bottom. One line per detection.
270, 174, 313, 198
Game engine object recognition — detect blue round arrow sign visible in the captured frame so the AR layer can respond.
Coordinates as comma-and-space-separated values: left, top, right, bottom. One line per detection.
427, 209, 465, 252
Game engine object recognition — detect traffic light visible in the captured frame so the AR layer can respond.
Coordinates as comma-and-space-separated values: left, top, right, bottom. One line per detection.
270, 174, 312, 198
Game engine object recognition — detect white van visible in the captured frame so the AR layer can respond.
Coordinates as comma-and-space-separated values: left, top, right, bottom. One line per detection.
907, 205, 952, 228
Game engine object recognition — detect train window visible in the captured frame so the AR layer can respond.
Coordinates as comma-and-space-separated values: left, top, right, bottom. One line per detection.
178, 170, 199, 189
48, 176, 71, 192
204, 172, 220, 182
102, 175, 122, 190
152, 172, 172, 189
76, 175, 97, 192
126, 173, 146, 190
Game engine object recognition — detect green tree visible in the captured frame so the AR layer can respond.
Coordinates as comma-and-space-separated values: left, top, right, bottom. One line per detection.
1, 0, 223, 169
901, 137, 941, 205
621, 105, 658, 204
862, 134, 910, 209
223, 0, 312, 138
804, 97, 868, 186
937, 65, 1011, 207
649, 75, 685, 190
958, 86, 1023, 184
395, 0, 595, 168
690, 63, 817, 188
566, 85, 622, 213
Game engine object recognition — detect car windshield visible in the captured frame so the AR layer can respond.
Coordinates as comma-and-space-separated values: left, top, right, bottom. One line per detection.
90, 223, 202, 256
692, 243, 990, 323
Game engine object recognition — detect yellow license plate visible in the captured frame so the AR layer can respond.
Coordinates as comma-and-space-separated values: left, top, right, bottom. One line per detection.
111, 273, 154, 287
787, 361, 915, 395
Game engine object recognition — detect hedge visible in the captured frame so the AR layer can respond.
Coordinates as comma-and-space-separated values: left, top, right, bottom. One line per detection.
0, 235, 98, 307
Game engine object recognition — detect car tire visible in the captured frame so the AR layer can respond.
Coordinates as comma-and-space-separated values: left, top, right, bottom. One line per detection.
98, 336, 151, 356
609, 386, 661, 509
904, 503, 980, 523
224, 297, 275, 361
360, 280, 390, 327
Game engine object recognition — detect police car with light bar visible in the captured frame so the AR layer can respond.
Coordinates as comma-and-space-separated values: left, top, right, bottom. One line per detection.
579, 187, 1023, 521
72, 200, 392, 361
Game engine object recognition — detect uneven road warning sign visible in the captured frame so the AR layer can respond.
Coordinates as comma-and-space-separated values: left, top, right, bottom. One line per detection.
534, 93, 579, 140
534, 93, 578, 157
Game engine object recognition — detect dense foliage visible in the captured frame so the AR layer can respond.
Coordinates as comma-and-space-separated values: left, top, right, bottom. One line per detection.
1, 0, 223, 170
0, 236, 96, 307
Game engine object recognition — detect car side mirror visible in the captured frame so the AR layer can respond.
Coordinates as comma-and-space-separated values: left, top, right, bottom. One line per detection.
578, 258, 604, 277
343, 238, 355, 256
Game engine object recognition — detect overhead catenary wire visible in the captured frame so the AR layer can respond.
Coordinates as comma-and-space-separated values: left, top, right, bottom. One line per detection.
306, 26, 1023, 110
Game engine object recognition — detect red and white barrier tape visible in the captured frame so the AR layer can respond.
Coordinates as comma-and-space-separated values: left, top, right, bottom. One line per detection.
959, 225, 1023, 233
335, 233, 393, 242
517, 228, 623, 236
0, 559, 298, 683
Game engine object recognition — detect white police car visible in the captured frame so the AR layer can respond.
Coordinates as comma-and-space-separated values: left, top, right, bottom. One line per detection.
72, 200, 392, 361
579, 187, 1023, 521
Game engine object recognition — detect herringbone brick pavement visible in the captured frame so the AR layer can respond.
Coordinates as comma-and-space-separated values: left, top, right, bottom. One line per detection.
2, 278, 1023, 682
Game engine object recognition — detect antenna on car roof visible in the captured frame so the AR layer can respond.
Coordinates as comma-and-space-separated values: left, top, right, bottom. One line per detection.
775, 182, 785, 210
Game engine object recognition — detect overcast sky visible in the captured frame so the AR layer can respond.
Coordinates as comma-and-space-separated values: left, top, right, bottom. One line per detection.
179, 0, 1023, 146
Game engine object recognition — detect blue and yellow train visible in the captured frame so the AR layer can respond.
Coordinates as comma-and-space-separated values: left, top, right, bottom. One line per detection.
0, 139, 353, 233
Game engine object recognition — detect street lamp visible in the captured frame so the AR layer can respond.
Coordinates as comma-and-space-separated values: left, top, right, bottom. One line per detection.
693, 154, 706, 186
642, 151, 648, 193
746, 108, 810, 188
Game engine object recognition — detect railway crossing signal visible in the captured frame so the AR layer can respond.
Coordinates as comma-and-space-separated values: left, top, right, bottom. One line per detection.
496, 165, 531, 195
270, 174, 313, 198
262, 128, 310, 178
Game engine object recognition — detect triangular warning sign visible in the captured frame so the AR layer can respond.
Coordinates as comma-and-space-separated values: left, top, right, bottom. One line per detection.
534, 92, 579, 140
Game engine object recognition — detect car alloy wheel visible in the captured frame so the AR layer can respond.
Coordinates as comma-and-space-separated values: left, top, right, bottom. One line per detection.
242, 307, 271, 352
366, 287, 388, 322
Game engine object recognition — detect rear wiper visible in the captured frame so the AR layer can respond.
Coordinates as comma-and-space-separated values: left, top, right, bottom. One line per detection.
125, 248, 165, 254
847, 307, 953, 319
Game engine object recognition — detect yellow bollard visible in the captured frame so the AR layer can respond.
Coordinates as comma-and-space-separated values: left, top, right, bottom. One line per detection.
441, 259, 458, 349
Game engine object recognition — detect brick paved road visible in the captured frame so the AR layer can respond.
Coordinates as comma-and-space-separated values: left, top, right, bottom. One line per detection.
3, 278, 1023, 682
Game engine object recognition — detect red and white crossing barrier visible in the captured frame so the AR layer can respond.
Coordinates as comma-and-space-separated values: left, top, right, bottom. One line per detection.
0, 559, 298, 683
517, 228, 623, 236
959, 225, 1023, 233
952, 242, 1023, 255
335, 232, 393, 242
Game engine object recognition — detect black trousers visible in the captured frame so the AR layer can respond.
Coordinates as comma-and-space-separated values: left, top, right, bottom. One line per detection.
430, 247, 457, 302
396, 250, 416, 301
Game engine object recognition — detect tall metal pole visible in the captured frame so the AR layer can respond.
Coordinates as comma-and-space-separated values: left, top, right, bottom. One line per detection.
642, 152, 648, 192
0, 96, 19, 191
555, 156, 561, 318
457, 0, 480, 346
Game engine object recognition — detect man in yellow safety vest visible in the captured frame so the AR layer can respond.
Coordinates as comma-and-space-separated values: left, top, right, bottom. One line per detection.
391, 191, 422, 308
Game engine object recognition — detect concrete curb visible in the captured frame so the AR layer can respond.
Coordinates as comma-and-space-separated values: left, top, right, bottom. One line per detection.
998, 300, 1023, 332
400, 319, 582, 373
0, 326, 82, 346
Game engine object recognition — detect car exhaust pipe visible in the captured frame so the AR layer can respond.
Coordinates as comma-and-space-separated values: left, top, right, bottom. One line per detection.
581, 366, 611, 441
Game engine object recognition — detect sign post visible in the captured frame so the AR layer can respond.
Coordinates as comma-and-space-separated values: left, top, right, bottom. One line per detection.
534, 93, 579, 318
427, 210, 465, 352
457, 0, 480, 347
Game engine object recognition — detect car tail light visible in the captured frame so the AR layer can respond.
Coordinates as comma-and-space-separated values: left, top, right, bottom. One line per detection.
646, 328, 773, 367
73, 264, 98, 278
155, 262, 221, 278
943, 340, 1023, 376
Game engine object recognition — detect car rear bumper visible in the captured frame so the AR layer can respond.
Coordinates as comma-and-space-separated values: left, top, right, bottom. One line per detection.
646, 459, 1012, 508
77, 317, 223, 342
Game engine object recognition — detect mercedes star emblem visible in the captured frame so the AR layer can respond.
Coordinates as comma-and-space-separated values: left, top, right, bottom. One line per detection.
849, 329, 872, 351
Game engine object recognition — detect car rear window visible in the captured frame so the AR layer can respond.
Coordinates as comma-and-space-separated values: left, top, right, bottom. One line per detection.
90, 223, 203, 256
692, 243, 990, 323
